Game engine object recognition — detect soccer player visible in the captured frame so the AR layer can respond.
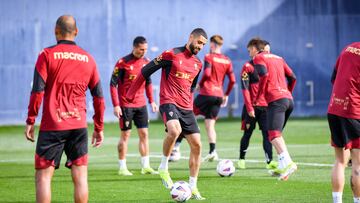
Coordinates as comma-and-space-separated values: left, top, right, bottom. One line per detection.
238, 39, 277, 170
24, 15, 105, 203
328, 42, 360, 203
126, 28, 208, 200
110, 36, 158, 176
251, 37, 297, 180
171, 35, 235, 162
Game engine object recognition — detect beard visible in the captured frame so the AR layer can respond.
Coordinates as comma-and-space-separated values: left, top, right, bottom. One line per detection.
189, 43, 200, 55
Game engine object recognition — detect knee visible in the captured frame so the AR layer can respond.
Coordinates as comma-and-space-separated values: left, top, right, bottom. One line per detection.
191, 141, 202, 154
268, 130, 282, 141
122, 131, 131, 140
167, 125, 181, 139
138, 130, 148, 140
35, 173, 50, 184
35, 169, 53, 184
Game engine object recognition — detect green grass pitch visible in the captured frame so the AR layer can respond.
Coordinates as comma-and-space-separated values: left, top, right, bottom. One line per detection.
0, 118, 354, 202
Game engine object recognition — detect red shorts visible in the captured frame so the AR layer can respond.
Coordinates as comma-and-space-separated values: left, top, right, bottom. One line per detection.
35, 128, 88, 169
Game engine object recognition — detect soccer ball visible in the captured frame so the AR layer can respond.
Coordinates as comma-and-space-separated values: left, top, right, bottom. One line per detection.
170, 181, 192, 202
217, 159, 236, 177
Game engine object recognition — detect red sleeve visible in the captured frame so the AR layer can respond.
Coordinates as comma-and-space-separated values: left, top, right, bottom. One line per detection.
145, 83, 154, 103
225, 62, 236, 96
26, 50, 48, 125
240, 63, 254, 113
126, 50, 173, 102
110, 61, 121, 107
199, 56, 211, 87
284, 61, 296, 93
26, 92, 44, 125
89, 64, 105, 133
253, 55, 268, 104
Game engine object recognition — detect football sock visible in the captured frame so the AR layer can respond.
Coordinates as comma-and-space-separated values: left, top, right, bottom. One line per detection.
189, 176, 197, 189
262, 130, 273, 164
240, 130, 252, 159
141, 156, 150, 168
209, 143, 216, 154
279, 151, 292, 169
159, 156, 169, 170
119, 159, 127, 170
332, 192, 342, 203
175, 136, 184, 147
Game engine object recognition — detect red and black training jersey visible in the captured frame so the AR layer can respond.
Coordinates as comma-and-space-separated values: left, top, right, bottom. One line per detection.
240, 60, 267, 113
126, 46, 202, 110
328, 42, 360, 119
199, 53, 236, 97
110, 53, 153, 108
26, 40, 105, 132
253, 51, 296, 104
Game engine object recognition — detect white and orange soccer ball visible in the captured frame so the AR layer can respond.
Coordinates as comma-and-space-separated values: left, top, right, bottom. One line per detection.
216, 159, 236, 177
170, 181, 192, 202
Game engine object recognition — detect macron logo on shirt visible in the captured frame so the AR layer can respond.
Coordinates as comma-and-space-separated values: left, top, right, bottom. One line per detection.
54, 52, 89, 62
345, 46, 360, 56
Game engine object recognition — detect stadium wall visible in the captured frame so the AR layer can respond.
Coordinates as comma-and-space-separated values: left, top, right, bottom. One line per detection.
0, 0, 359, 124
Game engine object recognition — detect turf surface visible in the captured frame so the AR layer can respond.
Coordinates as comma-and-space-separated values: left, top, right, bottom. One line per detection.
0, 118, 353, 202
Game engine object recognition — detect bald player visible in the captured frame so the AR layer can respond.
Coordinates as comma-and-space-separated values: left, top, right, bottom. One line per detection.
25, 15, 105, 203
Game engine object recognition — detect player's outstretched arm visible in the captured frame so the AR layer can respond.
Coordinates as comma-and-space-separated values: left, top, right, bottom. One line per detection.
126, 53, 172, 102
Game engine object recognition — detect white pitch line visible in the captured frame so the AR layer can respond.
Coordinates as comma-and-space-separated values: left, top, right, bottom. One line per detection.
125, 154, 334, 167
0, 153, 333, 167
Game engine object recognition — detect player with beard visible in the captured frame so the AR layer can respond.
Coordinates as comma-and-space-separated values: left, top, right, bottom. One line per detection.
126, 28, 208, 200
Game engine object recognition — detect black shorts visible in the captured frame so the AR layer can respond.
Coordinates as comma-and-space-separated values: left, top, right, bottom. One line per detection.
328, 113, 360, 149
193, 95, 223, 119
267, 98, 293, 131
241, 105, 267, 131
160, 103, 200, 135
120, 106, 148, 131
35, 128, 88, 169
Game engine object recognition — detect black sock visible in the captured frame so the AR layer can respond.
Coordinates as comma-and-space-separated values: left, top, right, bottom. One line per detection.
240, 130, 253, 159
209, 143, 216, 154
176, 135, 184, 143
261, 130, 273, 164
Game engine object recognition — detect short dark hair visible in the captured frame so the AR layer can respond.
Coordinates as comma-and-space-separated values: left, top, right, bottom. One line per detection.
210, 35, 223, 46
247, 37, 265, 51
262, 40, 270, 46
191, 28, 208, 39
133, 36, 147, 47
